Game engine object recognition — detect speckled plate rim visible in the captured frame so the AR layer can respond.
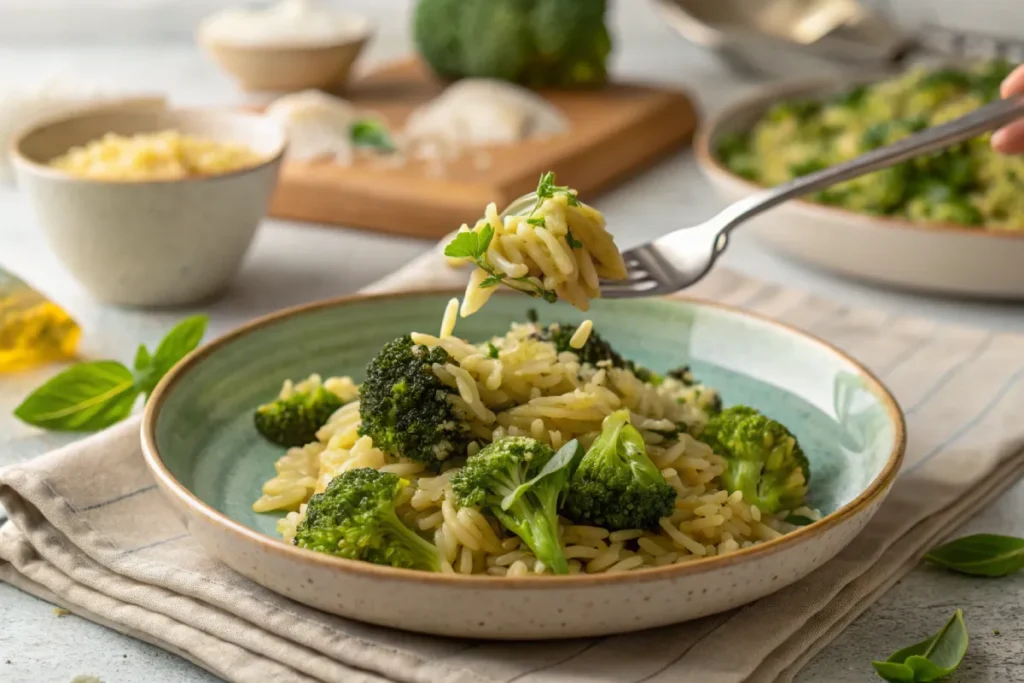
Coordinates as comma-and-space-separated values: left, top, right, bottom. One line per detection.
140, 288, 906, 588
695, 73, 1024, 240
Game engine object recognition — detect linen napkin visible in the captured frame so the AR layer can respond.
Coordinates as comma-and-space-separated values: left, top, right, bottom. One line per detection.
3, 243, 1024, 683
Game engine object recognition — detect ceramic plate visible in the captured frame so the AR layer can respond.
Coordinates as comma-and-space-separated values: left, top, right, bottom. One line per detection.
696, 75, 1024, 300
142, 291, 905, 639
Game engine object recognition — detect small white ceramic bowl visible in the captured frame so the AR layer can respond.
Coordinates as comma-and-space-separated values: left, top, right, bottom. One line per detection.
696, 75, 1024, 300
197, 13, 373, 93
12, 108, 286, 308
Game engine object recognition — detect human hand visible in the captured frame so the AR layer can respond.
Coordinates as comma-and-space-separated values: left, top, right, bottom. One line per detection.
991, 64, 1024, 154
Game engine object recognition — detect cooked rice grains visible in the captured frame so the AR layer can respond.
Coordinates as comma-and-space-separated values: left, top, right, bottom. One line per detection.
445, 189, 627, 315
255, 322, 820, 576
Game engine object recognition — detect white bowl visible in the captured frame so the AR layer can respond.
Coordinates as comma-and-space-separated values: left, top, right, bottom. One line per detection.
12, 108, 286, 307
696, 76, 1024, 300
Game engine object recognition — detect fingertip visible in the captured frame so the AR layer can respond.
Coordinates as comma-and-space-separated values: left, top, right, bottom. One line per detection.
1000, 64, 1024, 98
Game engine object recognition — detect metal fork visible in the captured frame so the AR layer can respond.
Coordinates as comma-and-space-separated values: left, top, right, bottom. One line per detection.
578, 93, 1024, 297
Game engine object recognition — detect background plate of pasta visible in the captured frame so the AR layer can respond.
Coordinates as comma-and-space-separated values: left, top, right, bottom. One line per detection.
142, 287, 904, 638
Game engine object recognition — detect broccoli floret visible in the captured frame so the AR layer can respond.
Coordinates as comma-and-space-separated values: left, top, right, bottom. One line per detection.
412, 0, 611, 87
699, 405, 810, 514
358, 335, 469, 469
411, 0, 464, 79
254, 385, 345, 448
563, 410, 676, 530
295, 468, 443, 571
531, 322, 658, 382
451, 436, 583, 574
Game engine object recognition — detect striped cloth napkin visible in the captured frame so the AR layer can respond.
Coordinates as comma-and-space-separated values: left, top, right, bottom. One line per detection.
2, 245, 1024, 683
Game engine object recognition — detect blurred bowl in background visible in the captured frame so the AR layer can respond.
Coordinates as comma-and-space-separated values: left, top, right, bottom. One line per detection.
197, 9, 373, 93
650, 0, 915, 79
695, 75, 1024, 300
12, 107, 286, 308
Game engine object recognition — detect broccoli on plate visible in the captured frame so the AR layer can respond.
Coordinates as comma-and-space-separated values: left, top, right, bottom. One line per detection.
699, 405, 810, 514
294, 468, 443, 571
358, 335, 469, 470
254, 385, 346, 448
412, 0, 612, 87
530, 321, 659, 383
563, 409, 676, 530
451, 436, 584, 574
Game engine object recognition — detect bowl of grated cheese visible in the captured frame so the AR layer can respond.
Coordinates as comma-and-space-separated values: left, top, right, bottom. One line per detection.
11, 107, 287, 308
197, 0, 374, 93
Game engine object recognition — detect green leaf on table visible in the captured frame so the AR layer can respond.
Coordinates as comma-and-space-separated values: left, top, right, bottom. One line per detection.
133, 344, 152, 372
925, 534, 1024, 577
14, 361, 140, 432
444, 223, 494, 260
136, 315, 208, 398
350, 118, 395, 152
871, 609, 968, 682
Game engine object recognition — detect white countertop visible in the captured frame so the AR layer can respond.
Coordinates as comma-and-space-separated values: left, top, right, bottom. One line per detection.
2, 3, 1024, 681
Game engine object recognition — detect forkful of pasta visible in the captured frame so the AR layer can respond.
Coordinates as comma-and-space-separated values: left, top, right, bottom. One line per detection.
447, 93, 1024, 310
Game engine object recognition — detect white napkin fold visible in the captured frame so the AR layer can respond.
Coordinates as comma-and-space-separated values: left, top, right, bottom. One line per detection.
3, 246, 1023, 683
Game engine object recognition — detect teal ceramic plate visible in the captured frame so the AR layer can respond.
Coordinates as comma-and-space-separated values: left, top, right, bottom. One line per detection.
142, 291, 905, 639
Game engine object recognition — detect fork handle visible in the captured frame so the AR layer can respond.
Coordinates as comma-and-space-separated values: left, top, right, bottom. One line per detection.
715, 93, 1024, 231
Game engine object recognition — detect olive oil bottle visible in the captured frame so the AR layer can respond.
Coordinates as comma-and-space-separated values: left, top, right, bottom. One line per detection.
0, 267, 80, 372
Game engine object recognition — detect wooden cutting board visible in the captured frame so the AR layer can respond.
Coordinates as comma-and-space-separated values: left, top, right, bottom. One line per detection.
267, 59, 699, 239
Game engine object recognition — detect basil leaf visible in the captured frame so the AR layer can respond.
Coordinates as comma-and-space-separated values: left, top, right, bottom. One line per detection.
133, 344, 152, 372
565, 229, 583, 249
872, 609, 968, 682
152, 315, 207, 372
925, 534, 1024, 577
133, 315, 207, 399
871, 661, 915, 683
14, 361, 139, 432
350, 118, 395, 152
500, 439, 583, 511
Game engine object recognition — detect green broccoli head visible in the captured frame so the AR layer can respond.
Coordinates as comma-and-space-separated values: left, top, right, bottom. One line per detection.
412, 0, 611, 87
699, 405, 810, 514
411, 0, 464, 79
451, 436, 584, 574
563, 409, 676, 530
294, 468, 442, 572
254, 385, 346, 448
358, 335, 469, 469
531, 321, 658, 383
459, 0, 533, 81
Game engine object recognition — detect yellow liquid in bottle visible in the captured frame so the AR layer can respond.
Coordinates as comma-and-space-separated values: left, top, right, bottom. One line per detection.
0, 268, 81, 372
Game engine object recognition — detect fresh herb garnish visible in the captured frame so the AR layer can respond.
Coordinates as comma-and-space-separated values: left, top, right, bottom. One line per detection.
14, 315, 208, 432
486, 342, 500, 359
443, 223, 494, 260
350, 118, 395, 152
479, 275, 503, 289
872, 609, 968, 683
924, 534, 1024, 577
565, 229, 583, 249
526, 216, 546, 227
531, 171, 580, 214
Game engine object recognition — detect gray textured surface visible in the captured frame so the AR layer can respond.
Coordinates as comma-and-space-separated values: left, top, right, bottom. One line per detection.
2, 2, 1024, 682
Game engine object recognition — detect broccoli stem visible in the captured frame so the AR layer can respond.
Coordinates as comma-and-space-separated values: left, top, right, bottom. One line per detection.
496, 501, 568, 575
387, 513, 444, 572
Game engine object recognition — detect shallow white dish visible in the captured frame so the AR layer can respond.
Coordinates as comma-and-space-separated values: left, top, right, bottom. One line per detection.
696, 76, 1024, 300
